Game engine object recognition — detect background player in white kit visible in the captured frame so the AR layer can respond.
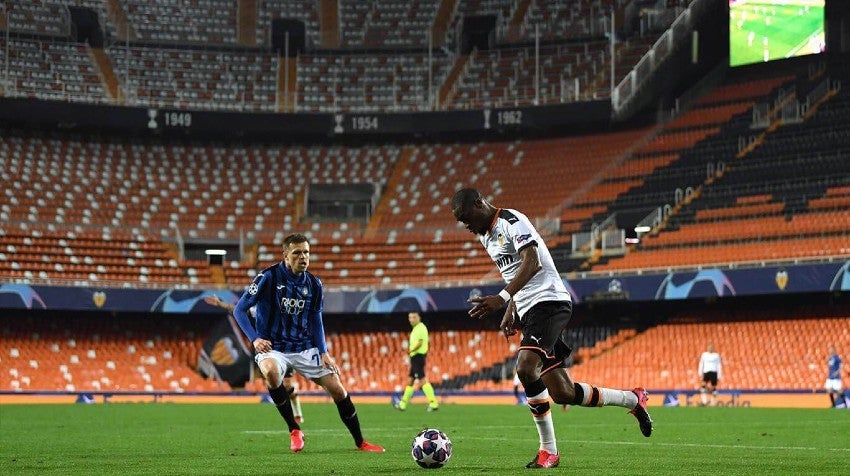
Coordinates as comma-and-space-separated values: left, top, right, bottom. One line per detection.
451, 188, 652, 469
698, 342, 722, 406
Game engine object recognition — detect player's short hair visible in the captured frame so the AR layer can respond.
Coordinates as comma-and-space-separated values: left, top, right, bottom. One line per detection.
452, 188, 482, 210
283, 233, 309, 251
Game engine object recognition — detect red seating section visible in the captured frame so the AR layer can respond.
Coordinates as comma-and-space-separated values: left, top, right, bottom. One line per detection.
571, 317, 850, 391
2, 315, 226, 393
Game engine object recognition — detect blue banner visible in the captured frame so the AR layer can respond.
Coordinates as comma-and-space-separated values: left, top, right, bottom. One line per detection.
1, 261, 848, 314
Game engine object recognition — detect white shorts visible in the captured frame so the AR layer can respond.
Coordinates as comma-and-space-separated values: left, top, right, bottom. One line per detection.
825, 378, 843, 393
255, 347, 333, 380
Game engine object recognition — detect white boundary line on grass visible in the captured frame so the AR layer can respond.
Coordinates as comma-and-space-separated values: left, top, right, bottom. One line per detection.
243, 430, 850, 452
551, 438, 850, 453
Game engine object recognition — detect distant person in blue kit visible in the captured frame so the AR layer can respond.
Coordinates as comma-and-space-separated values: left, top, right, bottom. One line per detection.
825, 346, 844, 408
233, 233, 384, 453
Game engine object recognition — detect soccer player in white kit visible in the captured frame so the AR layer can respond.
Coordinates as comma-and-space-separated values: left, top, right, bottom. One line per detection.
452, 188, 653, 469
698, 343, 722, 406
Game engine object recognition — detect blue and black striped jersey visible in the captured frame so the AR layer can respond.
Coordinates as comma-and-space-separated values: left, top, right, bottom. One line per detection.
233, 262, 327, 354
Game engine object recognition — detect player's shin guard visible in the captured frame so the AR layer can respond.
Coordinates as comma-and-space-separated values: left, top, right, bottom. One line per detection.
525, 378, 556, 454
268, 384, 300, 432
571, 382, 638, 409
336, 394, 364, 447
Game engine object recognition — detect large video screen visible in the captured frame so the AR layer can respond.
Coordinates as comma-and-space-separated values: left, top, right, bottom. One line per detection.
729, 0, 825, 67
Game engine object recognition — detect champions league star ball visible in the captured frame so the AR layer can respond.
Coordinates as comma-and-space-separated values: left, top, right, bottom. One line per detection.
411, 428, 452, 469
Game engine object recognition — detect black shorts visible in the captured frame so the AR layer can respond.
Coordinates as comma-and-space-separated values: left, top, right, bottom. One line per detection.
284, 367, 294, 378
409, 353, 427, 379
518, 301, 573, 374
702, 371, 718, 386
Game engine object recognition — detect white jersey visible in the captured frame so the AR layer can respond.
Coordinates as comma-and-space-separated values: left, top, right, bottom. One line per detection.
480, 208, 570, 319
699, 351, 722, 378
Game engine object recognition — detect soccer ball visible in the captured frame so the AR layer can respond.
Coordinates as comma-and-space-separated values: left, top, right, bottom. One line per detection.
411, 428, 452, 469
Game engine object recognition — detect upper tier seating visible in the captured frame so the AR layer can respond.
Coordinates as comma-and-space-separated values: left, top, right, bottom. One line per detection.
107, 46, 279, 112
0, 38, 109, 103
338, 0, 440, 49
296, 53, 452, 113
3, 0, 70, 37
120, 0, 238, 45
451, 42, 609, 108
518, 0, 614, 43
0, 2, 670, 111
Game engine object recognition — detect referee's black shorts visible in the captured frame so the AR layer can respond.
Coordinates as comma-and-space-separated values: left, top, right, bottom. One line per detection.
409, 353, 427, 379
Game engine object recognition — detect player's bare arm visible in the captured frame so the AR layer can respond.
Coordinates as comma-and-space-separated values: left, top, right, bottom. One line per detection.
500, 300, 518, 341
203, 295, 235, 312
468, 246, 541, 319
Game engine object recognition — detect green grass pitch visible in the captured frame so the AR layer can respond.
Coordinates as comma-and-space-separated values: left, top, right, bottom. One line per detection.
730, 1, 825, 67
2, 403, 849, 475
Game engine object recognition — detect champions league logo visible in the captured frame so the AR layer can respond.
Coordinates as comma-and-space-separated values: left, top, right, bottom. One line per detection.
0, 284, 47, 309
151, 290, 239, 313
355, 289, 437, 313
655, 270, 736, 300
830, 261, 850, 291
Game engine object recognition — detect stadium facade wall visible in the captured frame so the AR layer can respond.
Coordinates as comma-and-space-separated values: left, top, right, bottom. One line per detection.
0, 97, 611, 139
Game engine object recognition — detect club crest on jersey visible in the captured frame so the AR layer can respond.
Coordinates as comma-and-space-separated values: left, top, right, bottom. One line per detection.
497, 234, 506, 246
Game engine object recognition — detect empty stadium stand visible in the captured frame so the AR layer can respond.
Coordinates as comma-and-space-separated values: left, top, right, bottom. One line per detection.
1, 313, 225, 393
0, 1, 668, 111
571, 313, 850, 392
1, 310, 633, 393
1, 2, 848, 407
0, 38, 109, 103
590, 72, 850, 272
106, 45, 279, 111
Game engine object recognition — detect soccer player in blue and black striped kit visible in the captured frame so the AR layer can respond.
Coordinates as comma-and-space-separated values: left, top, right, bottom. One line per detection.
233, 233, 384, 453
